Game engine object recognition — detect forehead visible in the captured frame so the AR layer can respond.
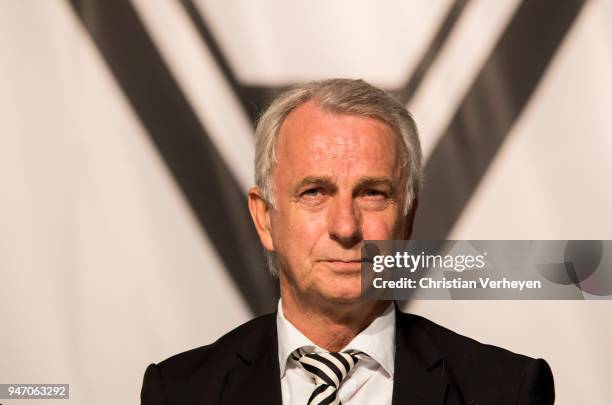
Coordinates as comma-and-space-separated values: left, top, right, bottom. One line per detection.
275, 101, 402, 180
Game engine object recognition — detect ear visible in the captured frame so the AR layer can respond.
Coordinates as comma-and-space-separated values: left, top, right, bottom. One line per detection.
403, 196, 419, 239
248, 187, 275, 251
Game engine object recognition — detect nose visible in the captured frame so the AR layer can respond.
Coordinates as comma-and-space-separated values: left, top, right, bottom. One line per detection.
328, 193, 362, 248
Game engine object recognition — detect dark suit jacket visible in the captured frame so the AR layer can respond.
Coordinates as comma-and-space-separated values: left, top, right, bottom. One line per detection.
141, 309, 554, 404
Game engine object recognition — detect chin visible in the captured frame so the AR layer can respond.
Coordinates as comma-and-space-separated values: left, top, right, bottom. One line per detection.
308, 265, 364, 304
318, 284, 363, 304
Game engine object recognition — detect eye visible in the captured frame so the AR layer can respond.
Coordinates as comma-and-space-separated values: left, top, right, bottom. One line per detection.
363, 189, 386, 198
299, 187, 327, 206
301, 188, 323, 197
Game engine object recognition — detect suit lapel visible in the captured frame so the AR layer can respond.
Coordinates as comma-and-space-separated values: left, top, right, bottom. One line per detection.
391, 308, 451, 405
223, 307, 459, 405
227, 315, 283, 405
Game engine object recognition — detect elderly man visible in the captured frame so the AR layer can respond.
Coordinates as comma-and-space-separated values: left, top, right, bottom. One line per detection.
141, 79, 554, 405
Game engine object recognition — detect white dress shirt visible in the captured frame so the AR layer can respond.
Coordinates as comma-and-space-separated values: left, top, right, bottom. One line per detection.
276, 300, 395, 405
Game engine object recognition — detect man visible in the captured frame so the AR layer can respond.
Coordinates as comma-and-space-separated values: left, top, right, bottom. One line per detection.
141, 79, 554, 404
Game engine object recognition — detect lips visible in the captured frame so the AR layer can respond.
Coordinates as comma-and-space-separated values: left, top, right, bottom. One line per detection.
318, 259, 363, 272
317, 257, 373, 263
318, 258, 362, 264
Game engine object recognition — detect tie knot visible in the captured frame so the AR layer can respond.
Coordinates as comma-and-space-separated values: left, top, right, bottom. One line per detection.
290, 348, 365, 389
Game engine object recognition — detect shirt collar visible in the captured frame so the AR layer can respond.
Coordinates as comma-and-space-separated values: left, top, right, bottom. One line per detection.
276, 300, 396, 378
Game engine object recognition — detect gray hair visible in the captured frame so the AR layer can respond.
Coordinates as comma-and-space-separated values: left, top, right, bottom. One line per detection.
254, 78, 422, 276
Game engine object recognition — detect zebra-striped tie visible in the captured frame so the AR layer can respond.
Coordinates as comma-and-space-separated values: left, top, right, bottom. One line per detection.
291, 347, 366, 405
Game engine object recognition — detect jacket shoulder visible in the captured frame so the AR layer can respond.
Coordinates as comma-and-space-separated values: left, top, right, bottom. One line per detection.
156, 312, 276, 379
408, 312, 534, 364
401, 312, 554, 403
141, 313, 276, 404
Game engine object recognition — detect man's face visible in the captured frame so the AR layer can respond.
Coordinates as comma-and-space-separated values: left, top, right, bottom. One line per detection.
253, 101, 409, 304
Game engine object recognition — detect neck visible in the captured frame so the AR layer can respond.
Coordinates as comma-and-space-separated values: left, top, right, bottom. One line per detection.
280, 284, 391, 352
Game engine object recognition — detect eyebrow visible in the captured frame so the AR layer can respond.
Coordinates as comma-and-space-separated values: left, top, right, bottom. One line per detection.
293, 175, 398, 196
293, 176, 337, 195
353, 176, 398, 197
354, 176, 396, 190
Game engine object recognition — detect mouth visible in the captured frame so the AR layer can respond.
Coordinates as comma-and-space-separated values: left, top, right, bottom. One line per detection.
318, 259, 363, 273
